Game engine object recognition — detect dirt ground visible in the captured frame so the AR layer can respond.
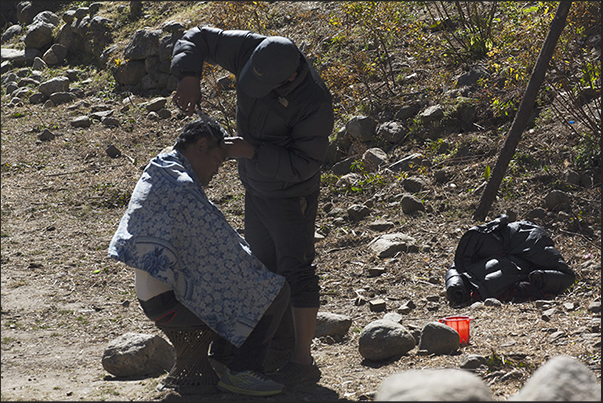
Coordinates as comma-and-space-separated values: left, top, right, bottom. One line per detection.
1, 97, 600, 401
1, 1, 601, 401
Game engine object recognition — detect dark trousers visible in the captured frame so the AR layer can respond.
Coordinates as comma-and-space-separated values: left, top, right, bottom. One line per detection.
244, 190, 321, 308
243, 189, 321, 352
139, 282, 290, 372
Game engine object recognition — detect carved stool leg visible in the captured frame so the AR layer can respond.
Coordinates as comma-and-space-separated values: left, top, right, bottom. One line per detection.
157, 325, 220, 395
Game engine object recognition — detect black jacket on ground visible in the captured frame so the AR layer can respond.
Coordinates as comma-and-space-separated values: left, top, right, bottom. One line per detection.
445, 215, 576, 307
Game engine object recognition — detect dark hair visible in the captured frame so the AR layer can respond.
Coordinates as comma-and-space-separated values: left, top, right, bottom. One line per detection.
173, 114, 227, 151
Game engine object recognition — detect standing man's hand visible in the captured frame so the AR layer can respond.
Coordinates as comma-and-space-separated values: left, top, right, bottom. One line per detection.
173, 76, 201, 115
221, 137, 257, 159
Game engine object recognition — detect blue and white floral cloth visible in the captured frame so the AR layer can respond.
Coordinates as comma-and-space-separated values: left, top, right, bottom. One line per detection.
108, 149, 285, 347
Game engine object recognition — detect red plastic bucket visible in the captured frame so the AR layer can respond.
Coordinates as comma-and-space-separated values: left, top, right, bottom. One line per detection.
439, 316, 473, 346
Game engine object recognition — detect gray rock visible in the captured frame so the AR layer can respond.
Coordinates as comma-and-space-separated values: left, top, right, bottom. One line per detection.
346, 116, 377, 142
89, 2, 103, 16
5, 81, 19, 95
336, 172, 363, 188
388, 153, 430, 172
106, 145, 121, 158
400, 194, 425, 214
157, 108, 172, 120
31, 56, 47, 70
397, 299, 416, 315
37, 129, 55, 141
362, 148, 387, 172
61, 9, 76, 24
102, 332, 175, 378
587, 301, 601, 314
376, 368, 494, 401
12, 87, 33, 99
369, 233, 418, 258
74, 7, 89, 19
159, 33, 180, 62
17, 1, 36, 25
30, 70, 43, 81
460, 354, 488, 369
39, 76, 69, 97
455, 98, 477, 124
314, 312, 352, 338
57, 23, 85, 57
29, 92, 45, 104
2, 72, 18, 85
366, 266, 386, 277
17, 77, 40, 87
33, 11, 60, 26
565, 169, 581, 186
161, 21, 186, 35
2, 25, 23, 44
382, 312, 403, 323
331, 156, 356, 176
359, 319, 416, 361
70, 115, 91, 128
394, 104, 420, 121
102, 117, 120, 128
43, 43, 68, 65
8, 97, 23, 107
141, 74, 157, 91
484, 298, 502, 307
348, 204, 371, 221
370, 298, 387, 312
456, 66, 489, 87
1, 48, 43, 67
50, 92, 75, 105
418, 322, 459, 355
65, 69, 82, 82
90, 110, 114, 120
378, 121, 407, 143
144, 97, 167, 112
24, 20, 55, 49
402, 177, 426, 193
434, 169, 449, 183
510, 355, 601, 401
124, 28, 162, 60
420, 105, 444, 123
368, 219, 395, 232
112, 59, 147, 86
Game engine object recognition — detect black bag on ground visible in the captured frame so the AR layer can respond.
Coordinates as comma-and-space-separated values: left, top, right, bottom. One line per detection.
445, 215, 575, 307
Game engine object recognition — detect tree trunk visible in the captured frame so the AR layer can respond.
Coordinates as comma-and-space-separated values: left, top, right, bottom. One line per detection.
473, 1, 573, 221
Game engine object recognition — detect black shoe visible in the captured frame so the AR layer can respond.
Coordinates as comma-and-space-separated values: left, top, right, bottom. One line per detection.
268, 358, 321, 386
261, 347, 293, 373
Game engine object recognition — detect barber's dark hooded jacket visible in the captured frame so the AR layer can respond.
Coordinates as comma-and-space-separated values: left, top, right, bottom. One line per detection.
171, 27, 334, 198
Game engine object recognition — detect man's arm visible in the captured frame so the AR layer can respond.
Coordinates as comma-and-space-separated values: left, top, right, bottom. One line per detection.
171, 27, 264, 114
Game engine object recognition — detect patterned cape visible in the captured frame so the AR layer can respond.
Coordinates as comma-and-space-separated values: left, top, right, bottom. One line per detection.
108, 150, 285, 347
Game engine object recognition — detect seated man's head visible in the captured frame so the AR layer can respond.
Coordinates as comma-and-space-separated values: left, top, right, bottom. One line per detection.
173, 115, 228, 186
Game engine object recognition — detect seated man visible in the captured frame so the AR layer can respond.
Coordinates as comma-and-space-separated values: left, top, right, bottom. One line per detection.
107, 115, 289, 396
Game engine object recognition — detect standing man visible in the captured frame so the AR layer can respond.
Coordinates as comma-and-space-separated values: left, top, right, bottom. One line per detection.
171, 26, 334, 386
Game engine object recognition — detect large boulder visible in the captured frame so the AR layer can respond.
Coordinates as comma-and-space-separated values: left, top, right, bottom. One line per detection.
358, 319, 416, 361
102, 332, 175, 378
376, 368, 494, 401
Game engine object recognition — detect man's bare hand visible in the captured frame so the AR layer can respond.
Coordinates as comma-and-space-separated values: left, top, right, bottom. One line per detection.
173, 76, 201, 115
221, 137, 256, 159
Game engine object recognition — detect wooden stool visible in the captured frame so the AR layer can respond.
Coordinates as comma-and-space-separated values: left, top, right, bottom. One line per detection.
156, 324, 220, 395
